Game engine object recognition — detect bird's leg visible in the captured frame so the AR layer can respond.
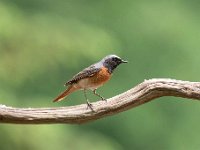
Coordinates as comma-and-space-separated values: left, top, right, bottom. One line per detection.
93, 89, 106, 101
83, 89, 94, 111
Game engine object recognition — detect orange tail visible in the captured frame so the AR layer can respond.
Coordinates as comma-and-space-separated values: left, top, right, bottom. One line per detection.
53, 85, 77, 102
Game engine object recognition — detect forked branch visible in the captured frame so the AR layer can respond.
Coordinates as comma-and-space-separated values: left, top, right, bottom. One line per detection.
1, 78, 200, 124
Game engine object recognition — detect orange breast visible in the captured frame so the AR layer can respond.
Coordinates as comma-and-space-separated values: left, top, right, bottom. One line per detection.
76, 67, 111, 90
88, 67, 111, 89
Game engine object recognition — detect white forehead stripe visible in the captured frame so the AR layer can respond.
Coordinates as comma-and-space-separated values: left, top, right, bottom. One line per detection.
104, 54, 121, 60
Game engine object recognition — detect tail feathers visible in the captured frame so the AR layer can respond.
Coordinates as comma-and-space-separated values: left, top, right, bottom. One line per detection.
53, 85, 77, 102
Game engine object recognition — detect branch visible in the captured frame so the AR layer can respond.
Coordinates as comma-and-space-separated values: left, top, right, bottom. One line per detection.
1, 78, 200, 124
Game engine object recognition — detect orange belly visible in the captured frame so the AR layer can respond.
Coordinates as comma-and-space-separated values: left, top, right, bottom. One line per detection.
76, 67, 111, 90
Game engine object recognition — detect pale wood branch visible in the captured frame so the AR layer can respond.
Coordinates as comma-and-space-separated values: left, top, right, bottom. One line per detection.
1, 78, 200, 124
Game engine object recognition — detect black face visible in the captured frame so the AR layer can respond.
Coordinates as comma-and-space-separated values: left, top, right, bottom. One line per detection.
102, 55, 127, 73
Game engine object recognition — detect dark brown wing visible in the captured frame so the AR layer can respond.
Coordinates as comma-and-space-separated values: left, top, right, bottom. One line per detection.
65, 64, 101, 86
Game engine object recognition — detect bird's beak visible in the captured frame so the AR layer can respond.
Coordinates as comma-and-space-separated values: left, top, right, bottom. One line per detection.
121, 60, 128, 63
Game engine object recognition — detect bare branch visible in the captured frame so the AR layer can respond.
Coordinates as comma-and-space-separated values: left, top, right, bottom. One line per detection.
1, 78, 200, 124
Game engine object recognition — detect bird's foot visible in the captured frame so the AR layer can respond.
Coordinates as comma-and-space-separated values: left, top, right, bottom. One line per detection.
101, 97, 107, 102
86, 101, 95, 112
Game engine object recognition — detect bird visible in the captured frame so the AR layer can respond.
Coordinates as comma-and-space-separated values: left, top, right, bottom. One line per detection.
53, 54, 128, 108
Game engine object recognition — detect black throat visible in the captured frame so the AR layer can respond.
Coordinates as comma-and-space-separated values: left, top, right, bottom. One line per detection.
103, 61, 119, 74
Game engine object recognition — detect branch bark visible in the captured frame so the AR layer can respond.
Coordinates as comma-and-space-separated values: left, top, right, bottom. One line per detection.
1, 78, 200, 124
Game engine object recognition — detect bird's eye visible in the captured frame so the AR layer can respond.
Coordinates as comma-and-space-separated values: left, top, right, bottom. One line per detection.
112, 57, 121, 62
112, 58, 117, 61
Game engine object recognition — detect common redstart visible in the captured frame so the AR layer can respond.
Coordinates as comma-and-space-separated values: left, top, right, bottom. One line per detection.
53, 54, 127, 108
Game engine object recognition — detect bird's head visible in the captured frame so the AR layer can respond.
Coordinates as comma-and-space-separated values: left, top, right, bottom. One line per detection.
102, 54, 128, 73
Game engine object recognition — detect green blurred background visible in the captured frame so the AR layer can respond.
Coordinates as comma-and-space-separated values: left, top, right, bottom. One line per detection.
1, 0, 200, 150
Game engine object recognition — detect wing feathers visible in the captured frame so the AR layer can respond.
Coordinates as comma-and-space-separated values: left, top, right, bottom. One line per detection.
65, 65, 101, 86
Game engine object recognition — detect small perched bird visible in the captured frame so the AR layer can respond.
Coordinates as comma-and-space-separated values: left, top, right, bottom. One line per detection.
53, 54, 127, 108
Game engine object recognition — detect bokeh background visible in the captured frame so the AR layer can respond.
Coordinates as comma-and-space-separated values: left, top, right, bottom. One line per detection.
1, 0, 200, 150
